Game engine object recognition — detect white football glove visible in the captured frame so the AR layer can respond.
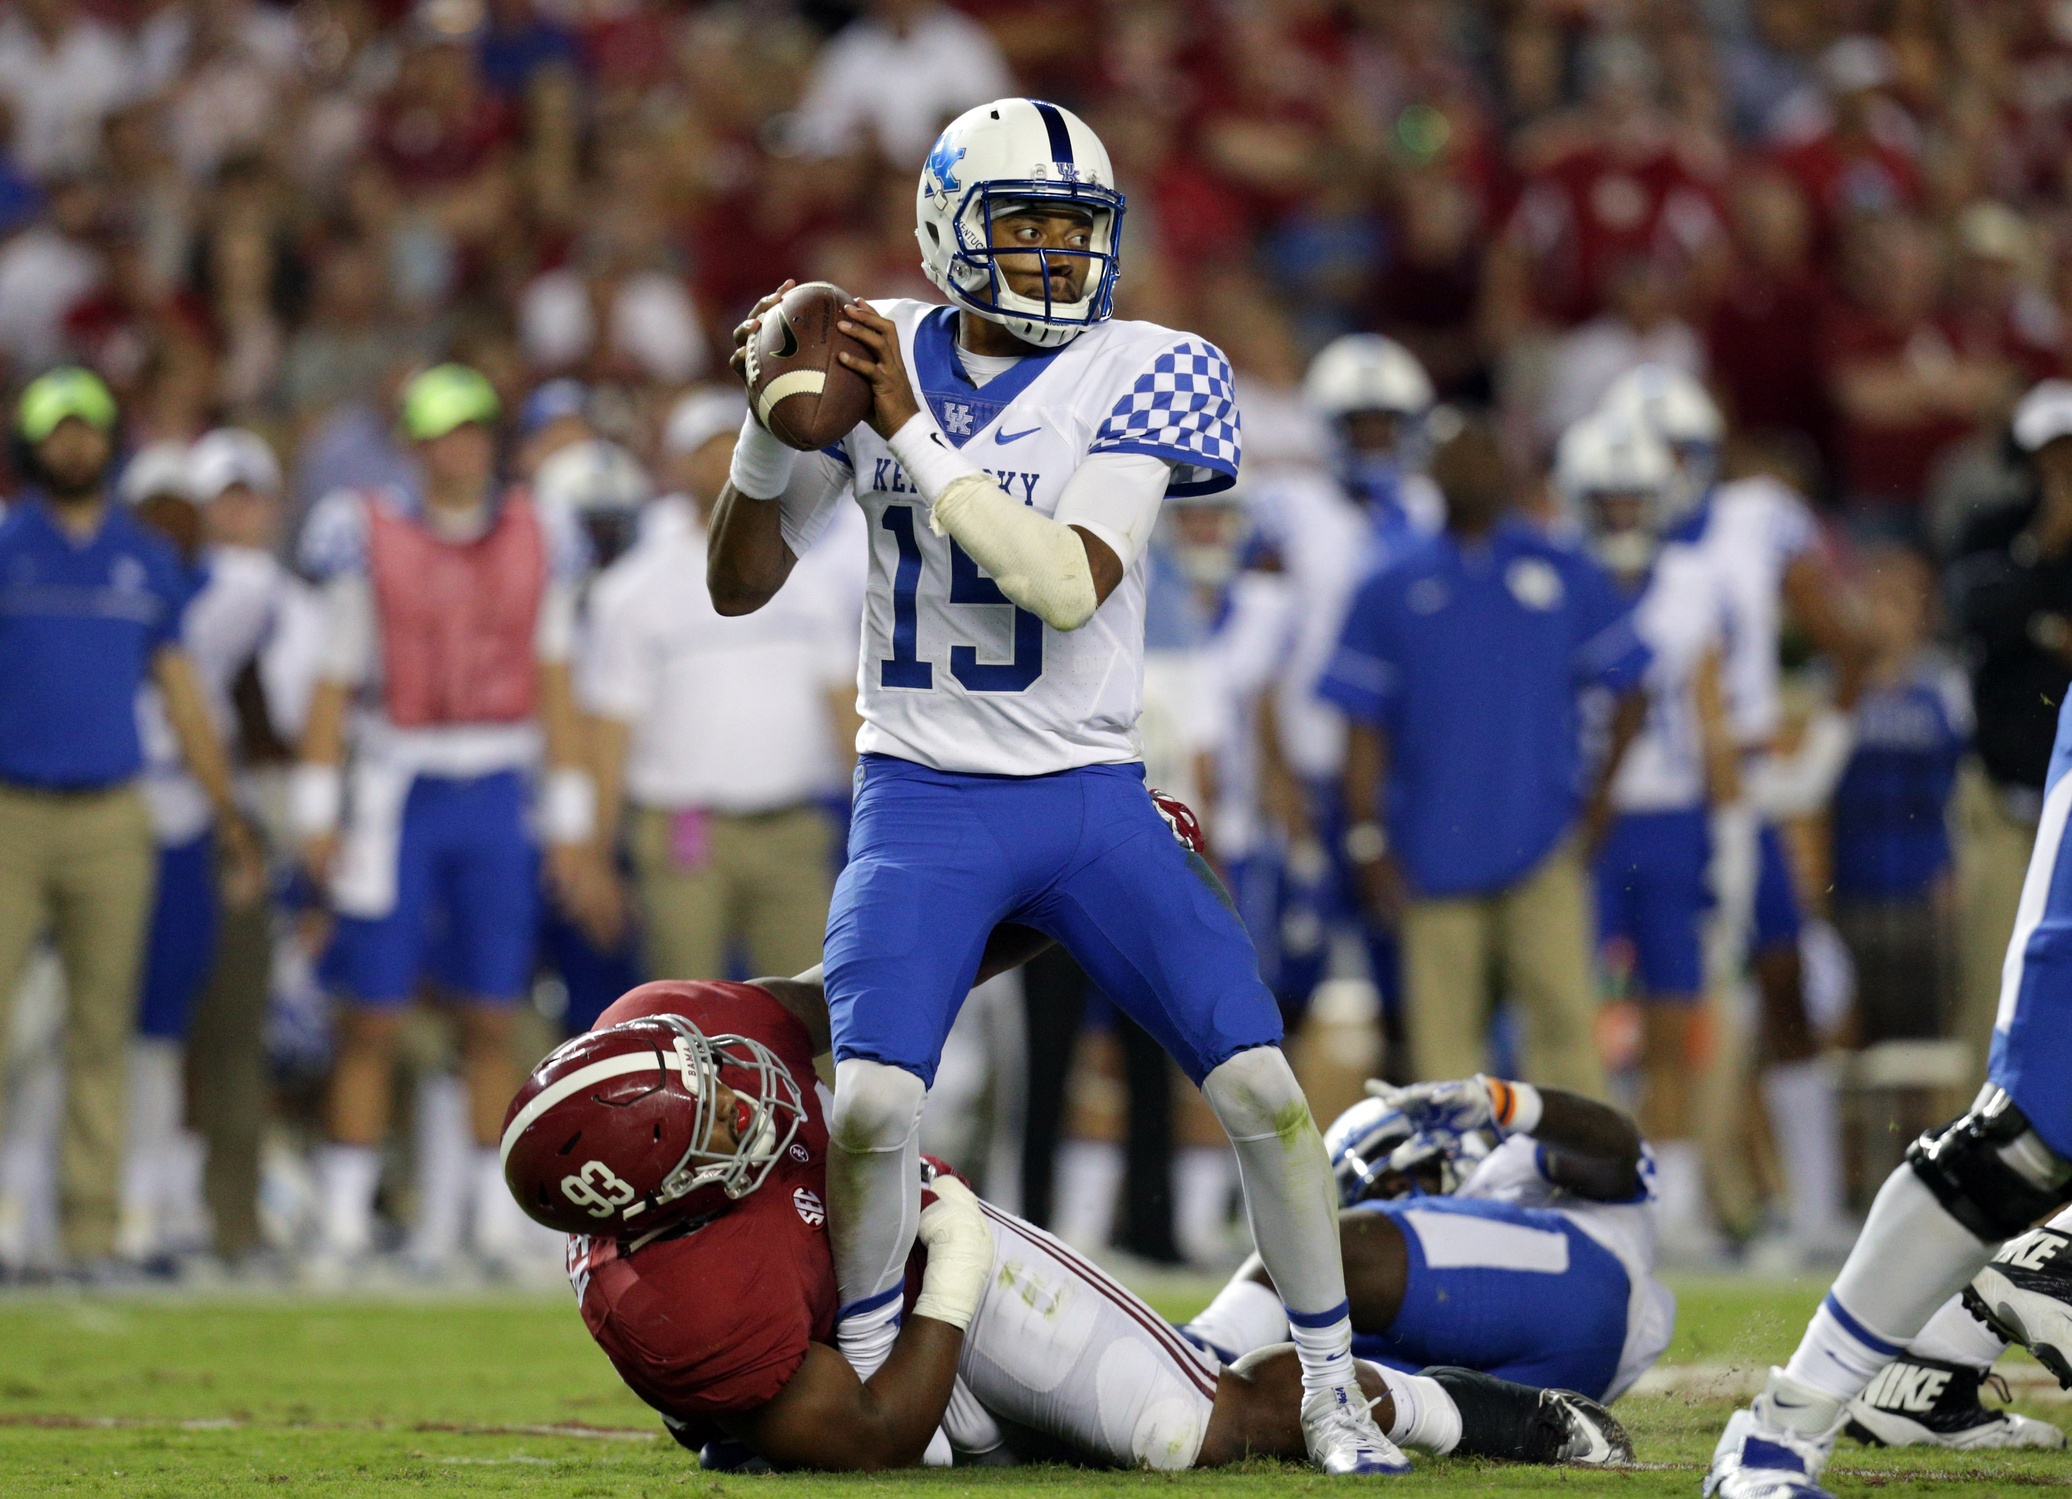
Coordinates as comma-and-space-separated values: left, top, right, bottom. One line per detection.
911, 1174, 994, 1331
1366, 1074, 1542, 1142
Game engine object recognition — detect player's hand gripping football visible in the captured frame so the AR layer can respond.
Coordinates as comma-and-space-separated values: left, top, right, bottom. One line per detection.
729, 281, 796, 411
835, 302, 922, 440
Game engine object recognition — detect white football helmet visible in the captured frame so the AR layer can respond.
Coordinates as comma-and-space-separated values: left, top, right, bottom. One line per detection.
1303, 335, 1435, 420
915, 98, 1125, 349
534, 437, 652, 568
1556, 410, 1676, 575
187, 427, 282, 502
1599, 364, 1721, 521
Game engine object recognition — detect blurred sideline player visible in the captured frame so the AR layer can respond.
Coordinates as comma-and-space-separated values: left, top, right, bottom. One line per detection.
1555, 410, 1738, 1260
708, 99, 1400, 1470
293, 365, 607, 1278
1708, 695, 2072, 1493
119, 439, 284, 1263
501, 937, 1632, 1471
1245, 335, 1441, 1023
1603, 365, 1870, 1260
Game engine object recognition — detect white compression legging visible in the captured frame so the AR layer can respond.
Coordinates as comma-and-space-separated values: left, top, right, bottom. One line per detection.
826, 1058, 930, 1361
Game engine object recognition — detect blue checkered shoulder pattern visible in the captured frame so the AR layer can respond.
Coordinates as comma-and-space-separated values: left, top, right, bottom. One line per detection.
1089, 340, 1242, 496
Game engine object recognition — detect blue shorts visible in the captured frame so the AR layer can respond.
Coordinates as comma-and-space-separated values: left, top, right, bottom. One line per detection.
1990, 785, 2072, 1158
1753, 822, 1803, 953
825, 755, 1282, 1086
1348, 1195, 1631, 1401
138, 831, 219, 1040
323, 771, 538, 1006
1595, 809, 1709, 999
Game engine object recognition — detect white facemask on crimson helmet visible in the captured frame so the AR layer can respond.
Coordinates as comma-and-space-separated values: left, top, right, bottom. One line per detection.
915, 98, 1126, 350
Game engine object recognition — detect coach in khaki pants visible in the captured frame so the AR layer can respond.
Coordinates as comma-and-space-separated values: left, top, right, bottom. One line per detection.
582, 390, 863, 981
1318, 418, 1646, 1095
0, 371, 254, 1266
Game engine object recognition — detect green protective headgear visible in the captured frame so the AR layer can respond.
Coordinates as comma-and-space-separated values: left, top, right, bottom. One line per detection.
18, 367, 117, 443
400, 364, 501, 442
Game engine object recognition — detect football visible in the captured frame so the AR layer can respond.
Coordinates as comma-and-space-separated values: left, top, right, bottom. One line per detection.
744, 281, 873, 452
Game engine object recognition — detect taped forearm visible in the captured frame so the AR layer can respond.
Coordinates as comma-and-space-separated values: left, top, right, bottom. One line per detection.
887, 416, 1098, 632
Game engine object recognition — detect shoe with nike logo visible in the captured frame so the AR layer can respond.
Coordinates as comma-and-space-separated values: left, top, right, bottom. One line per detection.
1846, 1354, 2064, 1449
1965, 1226, 2072, 1390
1705, 1371, 1841, 1499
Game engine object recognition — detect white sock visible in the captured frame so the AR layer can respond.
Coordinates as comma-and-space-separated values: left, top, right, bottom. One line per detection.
119, 1041, 183, 1260
1174, 1145, 1238, 1264
1202, 1047, 1355, 1396
1782, 1165, 1994, 1402
408, 1072, 469, 1266
1371, 1365, 1461, 1455
1908, 1294, 2008, 1370
1763, 1059, 1848, 1248
827, 1059, 927, 1379
1652, 1139, 1712, 1238
317, 1144, 381, 1257
1182, 1265, 1287, 1362
1052, 1140, 1122, 1251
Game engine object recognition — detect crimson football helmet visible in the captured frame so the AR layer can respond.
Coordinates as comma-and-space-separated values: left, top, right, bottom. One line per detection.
501, 1012, 805, 1236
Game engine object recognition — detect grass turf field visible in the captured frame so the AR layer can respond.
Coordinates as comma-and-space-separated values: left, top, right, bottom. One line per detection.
2, 1275, 2068, 1496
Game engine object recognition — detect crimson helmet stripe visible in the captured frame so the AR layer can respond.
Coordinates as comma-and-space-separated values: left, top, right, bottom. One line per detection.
499, 1051, 664, 1168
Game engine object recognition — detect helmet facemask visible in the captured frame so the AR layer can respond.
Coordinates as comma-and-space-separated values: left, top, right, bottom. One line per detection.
648, 1015, 804, 1214
923, 178, 1125, 349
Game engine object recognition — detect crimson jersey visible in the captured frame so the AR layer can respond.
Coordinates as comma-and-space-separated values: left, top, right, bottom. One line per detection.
566, 981, 836, 1419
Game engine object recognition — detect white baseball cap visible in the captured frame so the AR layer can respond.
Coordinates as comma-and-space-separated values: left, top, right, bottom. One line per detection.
2013, 380, 2072, 454
119, 441, 195, 506
187, 427, 282, 501
663, 387, 746, 458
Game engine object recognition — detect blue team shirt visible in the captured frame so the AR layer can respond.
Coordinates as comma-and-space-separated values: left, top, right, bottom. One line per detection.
1319, 518, 1650, 897
0, 496, 194, 788
1830, 662, 1970, 899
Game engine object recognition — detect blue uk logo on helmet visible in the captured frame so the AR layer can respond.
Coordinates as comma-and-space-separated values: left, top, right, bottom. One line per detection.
925, 135, 964, 196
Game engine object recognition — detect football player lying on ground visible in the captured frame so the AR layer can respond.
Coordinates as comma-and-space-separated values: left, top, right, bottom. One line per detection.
500, 931, 1632, 1472
1177, 1076, 2062, 1454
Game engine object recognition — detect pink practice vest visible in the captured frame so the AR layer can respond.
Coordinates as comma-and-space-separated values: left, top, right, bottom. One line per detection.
363, 490, 546, 728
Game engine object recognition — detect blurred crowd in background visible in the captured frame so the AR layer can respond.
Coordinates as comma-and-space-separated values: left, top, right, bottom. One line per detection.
1, 0, 2070, 1286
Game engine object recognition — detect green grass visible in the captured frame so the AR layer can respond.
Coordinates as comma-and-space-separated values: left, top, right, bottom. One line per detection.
0, 1277, 2066, 1495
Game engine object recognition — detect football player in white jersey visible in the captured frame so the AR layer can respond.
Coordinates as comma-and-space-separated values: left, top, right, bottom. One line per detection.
705, 99, 1401, 1473
1556, 410, 1737, 1260
1601, 366, 1870, 1263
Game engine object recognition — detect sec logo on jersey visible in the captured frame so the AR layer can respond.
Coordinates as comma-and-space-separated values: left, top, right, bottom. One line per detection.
793, 1187, 826, 1228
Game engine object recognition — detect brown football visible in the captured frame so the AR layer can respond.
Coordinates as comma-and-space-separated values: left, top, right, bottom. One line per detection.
745, 281, 873, 452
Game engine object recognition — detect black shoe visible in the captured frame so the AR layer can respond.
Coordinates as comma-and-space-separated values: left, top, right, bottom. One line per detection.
1426, 1366, 1634, 1465
1964, 1227, 2072, 1391
1845, 1355, 2064, 1450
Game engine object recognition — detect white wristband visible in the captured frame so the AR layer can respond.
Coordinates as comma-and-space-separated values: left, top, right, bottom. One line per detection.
289, 762, 342, 839
887, 413, 979, 503
540, 767, 597, 846
728, 410, 798, 499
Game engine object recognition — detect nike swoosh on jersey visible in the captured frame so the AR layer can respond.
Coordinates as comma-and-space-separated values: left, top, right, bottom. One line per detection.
996, 426, 1041, 444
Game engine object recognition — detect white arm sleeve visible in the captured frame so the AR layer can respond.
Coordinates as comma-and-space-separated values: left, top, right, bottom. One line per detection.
1051, 450, 1172, 573
886, 416, 1120, 633
777, 452, 853, 559
319, 575, 375, 685
533, 579, 577, 663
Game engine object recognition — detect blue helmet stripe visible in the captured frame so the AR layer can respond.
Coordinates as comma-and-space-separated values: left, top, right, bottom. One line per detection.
1030, 99, 1074, 168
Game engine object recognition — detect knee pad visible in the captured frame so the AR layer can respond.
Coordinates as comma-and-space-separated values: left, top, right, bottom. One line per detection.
1908, 1085, 2072, 1242
1201, 1045, 1306, 1139
830, 1058, 927, 1152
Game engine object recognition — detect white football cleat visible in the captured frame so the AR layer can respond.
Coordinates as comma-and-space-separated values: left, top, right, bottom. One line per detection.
1301, 1386, 1411, 1475
1704, 1370, 1841, 1499
1845, 1355, 2065, 1450
1965, 1226, 2072, 1390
